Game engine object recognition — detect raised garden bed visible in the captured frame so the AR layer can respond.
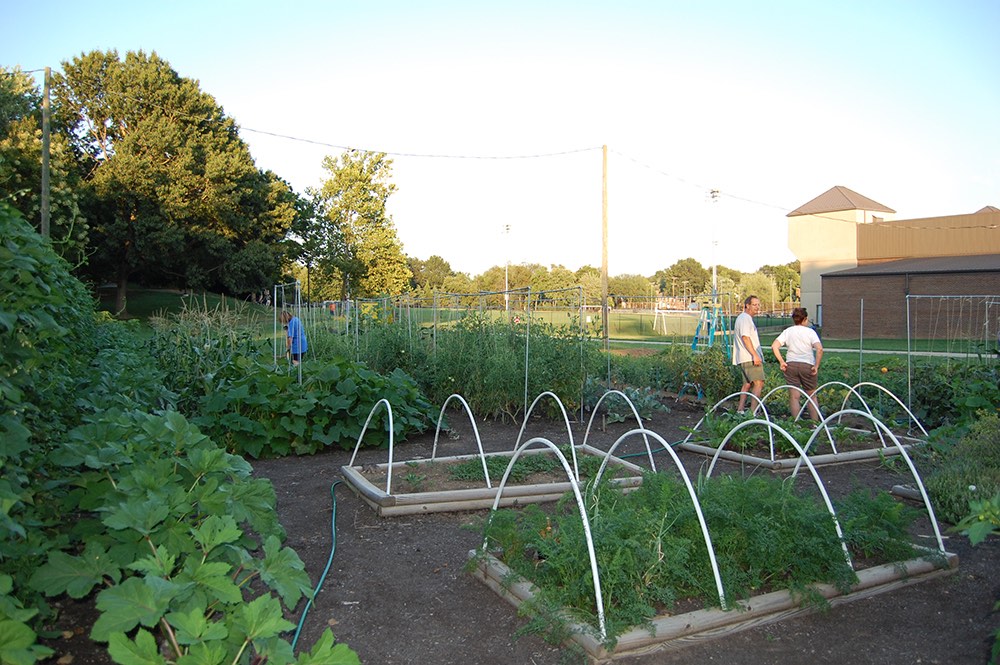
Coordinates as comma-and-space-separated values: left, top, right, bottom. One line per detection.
467, 468, 956, 661
679, 410, 926, 470
340, 444, 645, 516
469, 547, 958, 662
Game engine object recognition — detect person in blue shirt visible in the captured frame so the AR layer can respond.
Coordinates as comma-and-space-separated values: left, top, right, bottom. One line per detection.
280, 310, 308, 365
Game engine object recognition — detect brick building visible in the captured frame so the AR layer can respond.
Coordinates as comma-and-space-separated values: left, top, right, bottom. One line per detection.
787, 186, 1000, 339
821, 255, 1000, 339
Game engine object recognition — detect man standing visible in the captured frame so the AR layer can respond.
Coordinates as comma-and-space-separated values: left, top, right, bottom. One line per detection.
733, 295, 764, 413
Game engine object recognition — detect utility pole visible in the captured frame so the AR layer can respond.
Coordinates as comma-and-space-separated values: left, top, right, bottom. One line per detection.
709, 188, 720, 300
503, 224, 511, 313
41, 67, 51, 237
601, 145, 609, 345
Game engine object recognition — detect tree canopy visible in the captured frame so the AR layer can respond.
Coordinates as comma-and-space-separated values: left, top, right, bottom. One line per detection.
52, 50, 298, 313
310, 151, 410, 298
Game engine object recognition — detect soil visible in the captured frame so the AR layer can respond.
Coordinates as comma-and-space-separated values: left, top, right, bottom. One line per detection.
44, 400, 999, 665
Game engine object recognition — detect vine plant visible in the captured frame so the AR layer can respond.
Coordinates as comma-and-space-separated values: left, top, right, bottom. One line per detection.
31, 409, 359, 665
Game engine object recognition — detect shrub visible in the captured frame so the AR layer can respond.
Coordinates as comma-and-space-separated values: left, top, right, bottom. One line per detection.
924, 411, 1000, 524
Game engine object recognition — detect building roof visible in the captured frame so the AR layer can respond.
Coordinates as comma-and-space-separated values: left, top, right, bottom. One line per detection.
976, 205, 1000, 213
787, 185, 896, 217
824, 254, 1000, 277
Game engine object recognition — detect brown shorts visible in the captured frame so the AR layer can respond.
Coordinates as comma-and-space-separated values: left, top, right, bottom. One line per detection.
783, 362, 817, 392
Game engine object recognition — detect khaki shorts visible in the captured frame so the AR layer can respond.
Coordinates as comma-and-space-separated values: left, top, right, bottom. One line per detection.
739, 361, 765, 383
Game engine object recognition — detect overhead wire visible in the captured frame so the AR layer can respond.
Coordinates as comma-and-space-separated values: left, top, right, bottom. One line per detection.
28, 71, 997, 232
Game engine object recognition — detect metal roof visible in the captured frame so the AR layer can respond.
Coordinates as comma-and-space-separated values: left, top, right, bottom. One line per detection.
787, 185, 896, 217
824, 254, 1000, 277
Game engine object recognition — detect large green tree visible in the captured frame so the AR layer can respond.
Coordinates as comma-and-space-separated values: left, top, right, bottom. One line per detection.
53, 50, 296, 313
0, 67, 89, 265
311, 151, 410, 298
654, 258, 710, 298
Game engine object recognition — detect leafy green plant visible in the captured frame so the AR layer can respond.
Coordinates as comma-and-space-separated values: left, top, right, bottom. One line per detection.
687, 346, 738, 404
147, 298, 269, 413
34, 409, 359, 665
923, 412, 1000, 524
0, 206, 358, 663
476, 472, 932, 645
583, 379, 670, 423
953, 488, 1000, 665
194, 356, 437, 457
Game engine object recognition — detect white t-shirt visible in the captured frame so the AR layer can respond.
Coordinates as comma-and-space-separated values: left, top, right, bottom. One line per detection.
732, 312, 762, 365
775, 325, 821, 364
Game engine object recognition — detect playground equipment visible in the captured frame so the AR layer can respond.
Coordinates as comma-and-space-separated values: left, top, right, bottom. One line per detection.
691, 300, 731, 357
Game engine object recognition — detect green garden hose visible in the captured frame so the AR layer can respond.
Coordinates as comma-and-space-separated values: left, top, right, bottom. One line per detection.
291, 479, 343, 650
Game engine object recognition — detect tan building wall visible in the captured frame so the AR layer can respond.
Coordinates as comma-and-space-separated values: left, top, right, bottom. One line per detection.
858, 212, 1000, 262
788, 210, 868, 324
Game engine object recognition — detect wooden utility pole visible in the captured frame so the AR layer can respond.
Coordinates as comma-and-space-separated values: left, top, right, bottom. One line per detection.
41, 67, 51, 237
601, 145, 609, 345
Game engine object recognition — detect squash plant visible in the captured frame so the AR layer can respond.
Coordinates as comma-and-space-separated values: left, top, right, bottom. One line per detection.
33, 409, 359, 665
194, 356, 438, 458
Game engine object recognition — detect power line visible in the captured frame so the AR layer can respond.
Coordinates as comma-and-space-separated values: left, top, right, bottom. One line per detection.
240, 127, 602, 160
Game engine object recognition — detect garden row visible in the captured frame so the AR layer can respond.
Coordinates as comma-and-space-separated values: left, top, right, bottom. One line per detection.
3, 198, 998, 664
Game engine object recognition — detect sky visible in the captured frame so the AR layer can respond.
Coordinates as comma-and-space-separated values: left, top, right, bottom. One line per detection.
6, 1, 999, 278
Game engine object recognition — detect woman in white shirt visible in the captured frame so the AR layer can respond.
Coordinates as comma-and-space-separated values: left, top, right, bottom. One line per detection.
771, 307, 823, 421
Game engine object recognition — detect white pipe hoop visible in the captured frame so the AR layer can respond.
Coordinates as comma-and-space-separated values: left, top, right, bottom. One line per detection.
592, 427, 728, 610
706, 418, 853, 568
514, 391, 579, 480
347, 399, 396, 494
430, 394, 490, 489
581, 390, 655, 471
482, 436, 607, 641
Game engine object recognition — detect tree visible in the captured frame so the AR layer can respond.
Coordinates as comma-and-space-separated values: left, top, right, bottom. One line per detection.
760, 261, 801, 302
53, 50, 295, 314
312, 151, 410, 298
737, 272, 776, 311
608, 274, 655, 299
409, 255, 454, 290
0, 67, 89, 265
658, 258, 710, 298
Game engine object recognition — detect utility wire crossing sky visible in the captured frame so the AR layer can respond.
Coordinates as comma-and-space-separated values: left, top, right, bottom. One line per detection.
6, 0, 999, 277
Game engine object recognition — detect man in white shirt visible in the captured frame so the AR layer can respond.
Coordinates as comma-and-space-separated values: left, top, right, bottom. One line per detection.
732, 295, 764, 414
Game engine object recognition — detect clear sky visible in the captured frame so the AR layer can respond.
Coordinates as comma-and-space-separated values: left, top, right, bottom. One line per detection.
6, 0, 999, 278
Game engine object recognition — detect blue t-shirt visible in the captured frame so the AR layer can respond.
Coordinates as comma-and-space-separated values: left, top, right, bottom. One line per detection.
287, 317, 307, 355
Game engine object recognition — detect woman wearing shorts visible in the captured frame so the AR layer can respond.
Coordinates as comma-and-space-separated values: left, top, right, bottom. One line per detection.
771, 307, 823, 421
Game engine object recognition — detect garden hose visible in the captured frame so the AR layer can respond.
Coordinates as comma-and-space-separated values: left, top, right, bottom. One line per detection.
617, 440, 683, 459
291, 479, 343, 651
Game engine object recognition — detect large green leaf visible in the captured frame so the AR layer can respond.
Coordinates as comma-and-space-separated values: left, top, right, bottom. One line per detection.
91, 578, 172, 641
165, 606, 228, 646
175, 560, 241, 605
257, 536, 310, 607
191, 515, 242, 555
107, 628, 166, 665
234, 596, 294, 641
103, 498, 171, 535
30, 542, 121, 599
294, 628, 360, 665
